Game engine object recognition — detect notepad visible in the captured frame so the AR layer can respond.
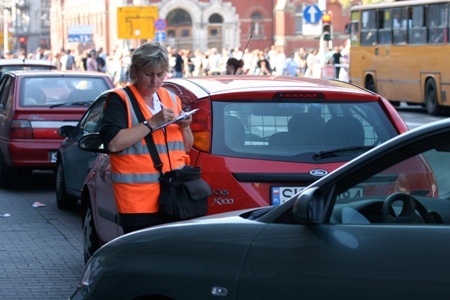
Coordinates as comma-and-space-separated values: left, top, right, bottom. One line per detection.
153, 109, 199, 131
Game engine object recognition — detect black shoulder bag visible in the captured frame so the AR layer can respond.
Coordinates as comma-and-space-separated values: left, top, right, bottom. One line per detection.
124, 86, 211, 220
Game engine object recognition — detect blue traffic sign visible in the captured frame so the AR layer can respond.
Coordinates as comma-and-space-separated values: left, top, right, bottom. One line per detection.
303, 5, 322, 24
155, 31, 166, 42
154, 18, 167, 31
67, 34, 93, 43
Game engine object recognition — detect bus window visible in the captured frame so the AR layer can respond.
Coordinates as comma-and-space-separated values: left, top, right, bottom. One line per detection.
409, 6, 426, 44
361, 10, 377, 45
378, 9, 392, 44
393, 7, 408, 44
428, 3, 448, 44
350, 20, 359, 43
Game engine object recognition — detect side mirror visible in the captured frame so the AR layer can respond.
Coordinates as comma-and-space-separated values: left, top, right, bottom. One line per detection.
58, 125, 76, 137
78, 133, 108, 153
292, 187, 325, 224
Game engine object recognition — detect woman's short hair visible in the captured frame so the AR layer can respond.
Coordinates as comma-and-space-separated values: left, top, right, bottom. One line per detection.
129, 42, 169, 81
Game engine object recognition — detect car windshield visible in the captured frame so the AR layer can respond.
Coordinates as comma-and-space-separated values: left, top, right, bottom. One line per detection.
19, 77, 110, 107
212, 101, 397, 163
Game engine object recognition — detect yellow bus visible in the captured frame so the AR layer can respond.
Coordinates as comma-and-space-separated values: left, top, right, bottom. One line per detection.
349, 0, 450, 115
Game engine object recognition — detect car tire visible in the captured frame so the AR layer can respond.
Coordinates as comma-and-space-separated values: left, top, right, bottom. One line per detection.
56, 162, 77, 210
425, 79, 442, 116
83, 204, 100, 263
0, 154, 14, 189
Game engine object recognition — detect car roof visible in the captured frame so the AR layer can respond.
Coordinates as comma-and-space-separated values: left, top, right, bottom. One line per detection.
0, 58, 55, 67
5, 70, 111, 77
164, 75, 379, 99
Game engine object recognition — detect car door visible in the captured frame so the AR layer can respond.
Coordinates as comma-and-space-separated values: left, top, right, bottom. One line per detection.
64, 95, 106, 196
238, 222, 450, 299
0, 76, 14, 157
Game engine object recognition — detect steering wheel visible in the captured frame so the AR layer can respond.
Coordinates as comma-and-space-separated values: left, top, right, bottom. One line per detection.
381, 192, 434, 224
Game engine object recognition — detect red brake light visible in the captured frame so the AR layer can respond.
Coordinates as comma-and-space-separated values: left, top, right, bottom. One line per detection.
273, 92, 326, 99
10, 120, 33, 139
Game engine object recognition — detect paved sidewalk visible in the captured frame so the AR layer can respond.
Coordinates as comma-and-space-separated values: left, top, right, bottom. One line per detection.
0, 172, 84, 299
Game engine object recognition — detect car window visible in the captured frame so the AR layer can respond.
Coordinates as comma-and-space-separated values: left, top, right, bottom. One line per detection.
19, 77, 110, 107
0, 76, 13, 111
79, 96, 106, 134
212, 101, 397, 163
332, 145, 450, 225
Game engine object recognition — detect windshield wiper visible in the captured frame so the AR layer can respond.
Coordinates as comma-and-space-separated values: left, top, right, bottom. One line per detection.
313, 146, 374, 160
50, 101, 93, 108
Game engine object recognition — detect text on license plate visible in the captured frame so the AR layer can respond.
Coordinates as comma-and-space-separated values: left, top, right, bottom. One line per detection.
271, 186, 364, 206
49, 151, 57, 163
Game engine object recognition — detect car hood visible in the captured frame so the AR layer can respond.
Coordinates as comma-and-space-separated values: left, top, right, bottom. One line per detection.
85, 207, 270, 298
93, 206, 270, 258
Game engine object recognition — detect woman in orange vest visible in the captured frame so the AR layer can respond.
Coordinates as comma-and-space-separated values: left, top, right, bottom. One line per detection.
100, 42, 193, 234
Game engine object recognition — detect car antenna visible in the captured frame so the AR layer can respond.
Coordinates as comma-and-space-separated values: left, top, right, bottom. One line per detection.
234, 34, 252, 75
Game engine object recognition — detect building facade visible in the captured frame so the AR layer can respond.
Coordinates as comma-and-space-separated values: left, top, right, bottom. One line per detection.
3, 0, 350, 56
0, 0, 51, 57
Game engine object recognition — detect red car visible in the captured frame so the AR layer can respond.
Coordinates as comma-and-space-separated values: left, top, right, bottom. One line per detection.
79, 75, 409, 261
0, 70, 114, 188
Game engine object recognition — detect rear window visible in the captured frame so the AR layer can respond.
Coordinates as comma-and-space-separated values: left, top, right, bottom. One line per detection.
212, 101, 397, 163
19, 77, 109, 107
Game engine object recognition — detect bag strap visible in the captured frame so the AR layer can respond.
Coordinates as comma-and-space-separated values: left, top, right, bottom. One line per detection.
123, 86, 163, 176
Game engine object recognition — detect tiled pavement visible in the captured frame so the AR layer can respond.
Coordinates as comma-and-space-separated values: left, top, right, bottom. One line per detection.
0, 171, 84, 300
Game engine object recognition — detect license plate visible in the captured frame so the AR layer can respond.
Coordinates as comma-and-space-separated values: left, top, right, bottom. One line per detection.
49, 151, 57, 163
271, 186, 364, 206
271, 186, 306, 206
336, 188, 364, 200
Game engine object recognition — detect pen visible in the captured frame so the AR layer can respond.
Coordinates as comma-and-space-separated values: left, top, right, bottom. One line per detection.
160, 100, 186, 117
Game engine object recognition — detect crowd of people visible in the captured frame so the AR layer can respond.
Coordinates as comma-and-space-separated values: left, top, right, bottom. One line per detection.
1, 42, 350, 86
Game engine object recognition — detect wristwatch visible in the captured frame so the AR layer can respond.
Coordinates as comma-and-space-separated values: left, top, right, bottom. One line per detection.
142, 120, 153, 132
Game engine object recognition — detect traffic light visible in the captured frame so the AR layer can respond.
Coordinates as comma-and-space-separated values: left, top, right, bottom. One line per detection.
322, 13, 332, 41
19, 36, 27, 50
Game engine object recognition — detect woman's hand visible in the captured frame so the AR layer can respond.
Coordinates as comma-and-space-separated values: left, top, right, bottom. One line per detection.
150, 108, 176, 128
176, 114, 192, 129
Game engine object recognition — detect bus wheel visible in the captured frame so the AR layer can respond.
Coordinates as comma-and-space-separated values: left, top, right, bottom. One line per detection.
425, 79, 442, 116
365, 76, 376, 93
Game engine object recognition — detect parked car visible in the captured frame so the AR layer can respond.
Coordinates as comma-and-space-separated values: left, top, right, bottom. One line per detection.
0, 58, 56, 78
73, 75, 410, 261
71, 118, 449, 300
56, 91, 111, 209
0, 70, 114, 188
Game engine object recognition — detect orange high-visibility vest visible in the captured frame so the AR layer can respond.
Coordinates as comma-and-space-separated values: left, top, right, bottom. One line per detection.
109, 85, 189, 213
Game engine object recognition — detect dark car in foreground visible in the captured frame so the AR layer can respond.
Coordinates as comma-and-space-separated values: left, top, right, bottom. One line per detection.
0, 70, 113, 188
77, 75, 412, 261
71, 118, 450, 300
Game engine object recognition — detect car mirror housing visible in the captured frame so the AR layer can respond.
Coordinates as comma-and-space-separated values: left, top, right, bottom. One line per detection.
78, 133, 108, 153
58, 125, 75, 137
292, 187, 326, 224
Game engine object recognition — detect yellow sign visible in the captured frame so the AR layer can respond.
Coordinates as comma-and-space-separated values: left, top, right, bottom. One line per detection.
117, 6, 158, 39
0, 32, 13, 50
